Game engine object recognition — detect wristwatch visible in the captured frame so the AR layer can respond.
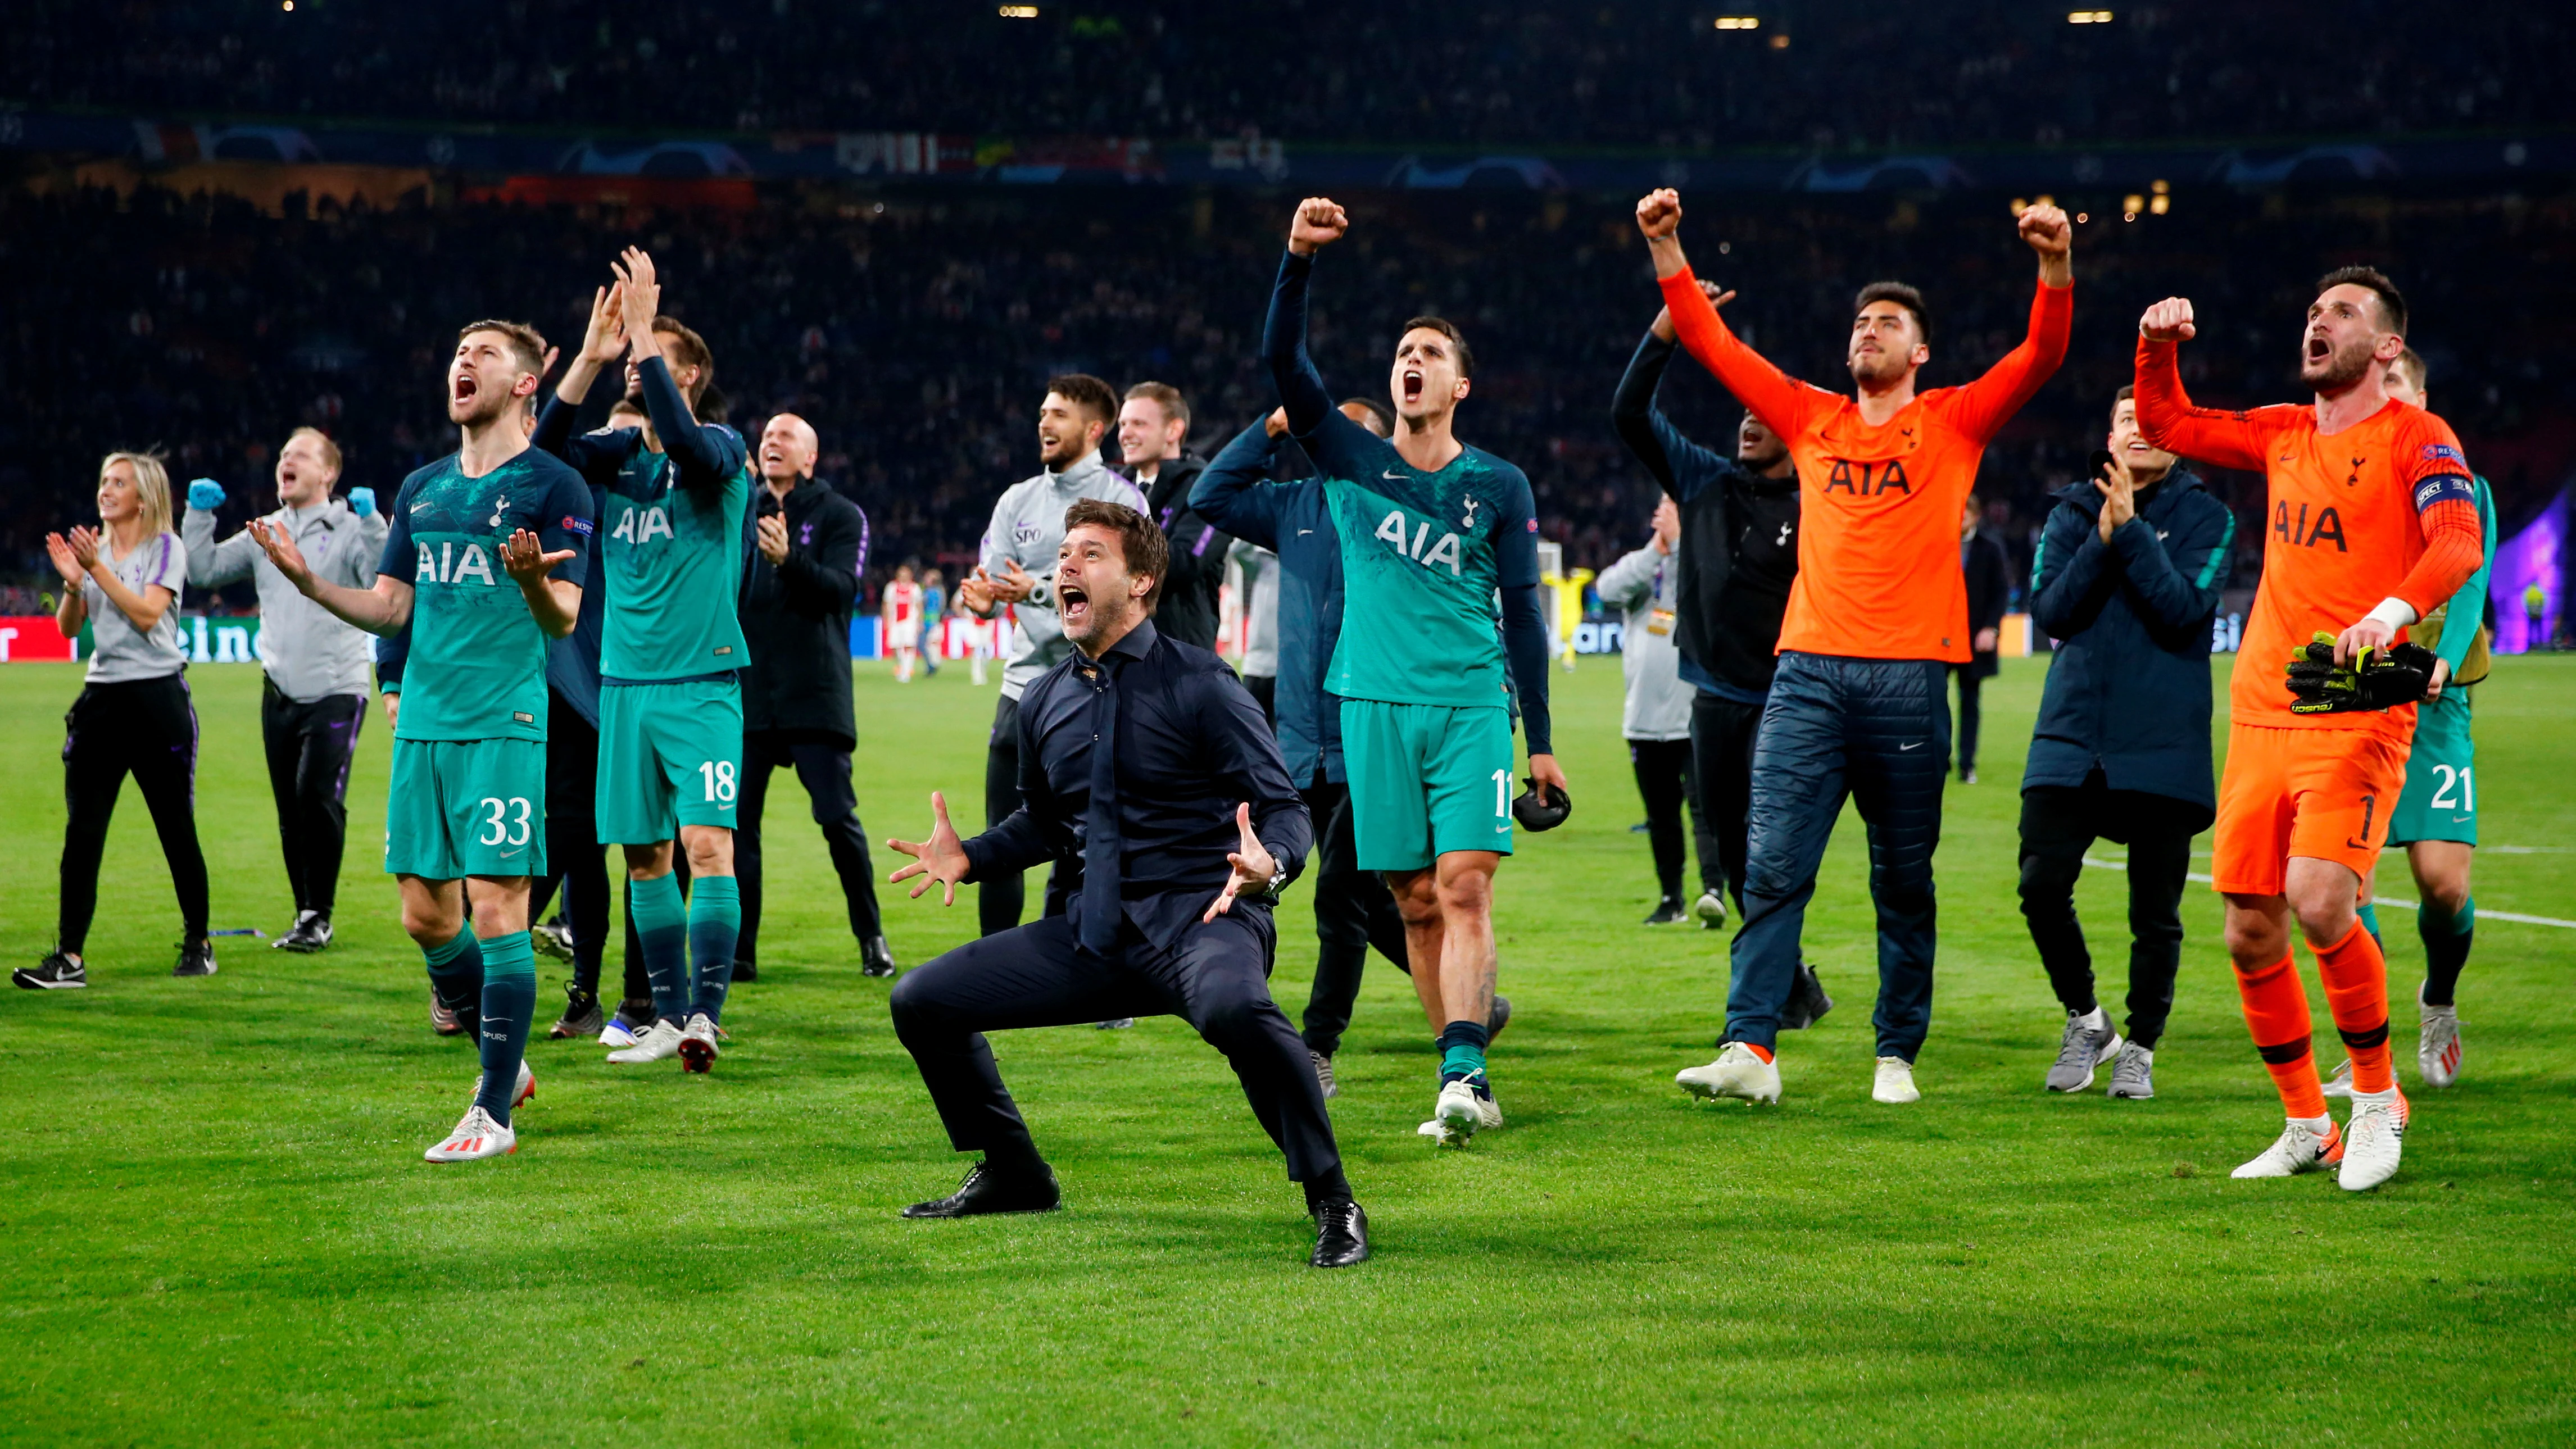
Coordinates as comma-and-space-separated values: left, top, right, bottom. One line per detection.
1241, 857, 1291, 903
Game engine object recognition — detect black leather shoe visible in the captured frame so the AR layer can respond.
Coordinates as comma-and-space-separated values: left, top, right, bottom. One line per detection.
900, 1161, 1061, 1219
1780, 961, 1835, 1031
173, 937, 218, 978
1642, 897, 1689, 925
1487, 995, 1512, 1041
860, 935, 899, 979
732, 957, 758, 984
273, 911, 333, 953
1310, 1198, 1369, 1268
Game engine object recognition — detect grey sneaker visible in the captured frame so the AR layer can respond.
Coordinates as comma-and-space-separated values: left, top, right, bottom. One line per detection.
2105, 1041, 2155, 1099
2046, 1011, 2123, 1092
1095, 1018, 1135, 1030
1312, 1051, 1339, 1100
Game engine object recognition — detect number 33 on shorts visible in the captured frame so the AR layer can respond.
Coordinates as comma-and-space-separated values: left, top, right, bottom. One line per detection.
383, 736, 550, 879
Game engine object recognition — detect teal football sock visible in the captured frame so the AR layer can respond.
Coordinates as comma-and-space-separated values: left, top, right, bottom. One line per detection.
687, 875, 742, 1025
629, 871, 690, 1026
471, 931, 537, 1127
1436, 1020, 1489, 1087
2355, 901, 2384, 951
424, 928, 484, 1038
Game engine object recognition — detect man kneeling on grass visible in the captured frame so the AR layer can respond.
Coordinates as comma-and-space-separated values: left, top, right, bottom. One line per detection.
885, 500, 1366, 1268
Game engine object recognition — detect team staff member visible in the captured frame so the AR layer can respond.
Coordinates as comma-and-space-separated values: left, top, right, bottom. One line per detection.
886, 501, 1364, 1268
1641, 187, 2072, 1107
19, 452, 215, 990
1610, 280, 1832, 1029
958, 374, 1148, 936
1595, 498, 1700, 924
1117, 381, 1232, 651
2134, 270, 2483, 1191
2020, 387, 2236, 1101
180, 429, 387, 953
1954, 496, 2012, 785
736, 411, 897, 983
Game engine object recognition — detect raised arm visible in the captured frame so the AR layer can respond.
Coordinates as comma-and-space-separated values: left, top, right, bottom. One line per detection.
1612, 322, 1739, 507
1944, 208, 2075, 442
2130, 303, 2275, 473
1595, 542, 1662, 612
256, 516, 414, 636
179, 481, 256, 589
633, 357, 746, 497
1188, 419, 1287, 549
1634, 190, 1822, 444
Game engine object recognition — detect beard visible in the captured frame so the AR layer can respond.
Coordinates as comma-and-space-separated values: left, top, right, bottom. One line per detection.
2300, 337, 2378, 392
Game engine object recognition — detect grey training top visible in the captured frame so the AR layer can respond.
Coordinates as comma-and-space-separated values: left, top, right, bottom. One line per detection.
183, 496, 388, 702
1231, 537, 1279, 679
82, 529, 189, 684
973, 451, 1149, 699
1596, 540, 1693, 742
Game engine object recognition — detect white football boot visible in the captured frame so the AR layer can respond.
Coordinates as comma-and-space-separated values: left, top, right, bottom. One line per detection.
2319, 1058, 2355, 1100
1675, 1042, 1780, 1104
1871, 1056, 1921, 1104
469, 1060, 536, 1110
1416, 1080, 1490, 1148
425, 1105, 516, 1162
2230, 1117, 2345, 1178
607, 1018, 686, 1065
679, 1012, 722, 1074
2418, 991, 2463, 1088
2339, 1087, 2410, 1191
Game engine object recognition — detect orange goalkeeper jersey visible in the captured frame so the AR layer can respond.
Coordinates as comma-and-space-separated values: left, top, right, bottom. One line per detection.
1659, 269, 2071, 663
2132, 336, 2484, 734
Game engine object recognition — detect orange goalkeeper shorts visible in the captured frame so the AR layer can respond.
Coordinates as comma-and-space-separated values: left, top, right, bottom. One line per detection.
2210, 722, 2412, 897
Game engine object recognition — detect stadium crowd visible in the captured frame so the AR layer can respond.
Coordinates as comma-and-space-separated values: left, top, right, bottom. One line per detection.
4, 181, 2569, 602
6, 0, 2569, 151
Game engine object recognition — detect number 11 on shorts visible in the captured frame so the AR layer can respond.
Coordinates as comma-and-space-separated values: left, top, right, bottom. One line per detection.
1493, 767, 1511, 819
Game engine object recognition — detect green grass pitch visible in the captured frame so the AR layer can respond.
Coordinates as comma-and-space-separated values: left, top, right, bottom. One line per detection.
2, 653, 2571, 1446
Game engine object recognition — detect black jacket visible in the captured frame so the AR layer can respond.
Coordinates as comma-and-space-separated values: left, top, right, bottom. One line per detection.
2025, 467, 2237, 814
1960, 529, 2013, 680
1139, 454, 1231, 651
1612, 331, 1801, 697
740, 479, 869, 743
961, 619, 1309, 956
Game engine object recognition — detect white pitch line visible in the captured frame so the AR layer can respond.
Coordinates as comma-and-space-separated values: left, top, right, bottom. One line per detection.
2078, 856, 2576, 930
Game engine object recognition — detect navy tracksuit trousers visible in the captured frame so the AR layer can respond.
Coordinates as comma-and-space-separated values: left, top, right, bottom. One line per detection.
1727, 652, 1951, 1060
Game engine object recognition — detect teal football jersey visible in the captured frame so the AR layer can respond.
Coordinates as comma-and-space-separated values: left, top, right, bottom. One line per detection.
378, 447, 595, 742
598, 441, 752, 681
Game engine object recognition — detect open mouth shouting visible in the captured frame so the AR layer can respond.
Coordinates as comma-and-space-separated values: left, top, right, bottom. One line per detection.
2305, 333, 2332, 365
452, 371, 480, 407
1059, 578, 1092, 633
1402, 367, 1425, 406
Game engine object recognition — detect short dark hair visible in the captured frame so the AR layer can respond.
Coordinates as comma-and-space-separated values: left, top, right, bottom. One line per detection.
1123, 380, 1189, 427
455, 319, 550, 379
2112, 383, 2137, 416
1854, 283, 1930, 344
1062, 498, 1168, 613
1046, 373, 1120, 428
2316, 266, 2407, 338
1340, 395, 1395, 438
651, 315, 716, 405
2388, 346, 2428, 395
1398, 316, 1474, 378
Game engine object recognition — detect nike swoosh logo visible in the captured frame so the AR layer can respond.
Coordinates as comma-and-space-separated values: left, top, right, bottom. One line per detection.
500, 847, 525, 858
1382, 470, 1407, 480
1297, 529, 1314, 535
1899, 742, 1924, 751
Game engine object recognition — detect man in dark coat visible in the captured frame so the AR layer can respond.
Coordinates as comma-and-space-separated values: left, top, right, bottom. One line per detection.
1117, 382, 1231, 651
1954, 493, 2015, 784
2020, 385, 2238, 1101
736, 413, 896, 980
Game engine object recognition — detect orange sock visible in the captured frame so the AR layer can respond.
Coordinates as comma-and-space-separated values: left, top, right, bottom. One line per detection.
2234, 953, 2326, 1119
2315, 919, 2394, 1094
1744, 1043, 1774, 1064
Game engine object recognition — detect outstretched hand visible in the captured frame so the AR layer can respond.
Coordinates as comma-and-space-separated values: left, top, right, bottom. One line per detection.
613, 247, 662, 355
1288, 197, 1348, 256
1203, 802, 1278, 923
247, 517, 315, 591
2139, 297, 2197, 343
888, 791, 973, 906
577, 283, 628, 366
500, 528, 574, 584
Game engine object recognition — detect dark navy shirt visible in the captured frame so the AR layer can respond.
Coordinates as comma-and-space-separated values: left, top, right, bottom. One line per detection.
1190, 423, 1350, 785
961, 618, 1312, 955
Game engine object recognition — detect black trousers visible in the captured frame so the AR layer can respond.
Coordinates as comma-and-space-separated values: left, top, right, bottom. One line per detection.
1245, 673, 1277, 727
2017, 772, 2201, 1051
260, 682, 365, 919
737, 729, 886, 967
1296, 777, 1412, 1059
889, 909, 1341, 1182
1951, 667, 1986, 777
1689, 690, 1762, 906
978, 693, 1068, 935
527, 693, 610, 985
58, 674, 210, 954
1628, 737, 1699, 903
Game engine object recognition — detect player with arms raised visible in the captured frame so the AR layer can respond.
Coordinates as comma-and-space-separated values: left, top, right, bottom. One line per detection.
1264, 198, 1564, 1147
2133, 270, 2484, 1191
537, 251, 754, 1074
256, 320, 592, 1161
1636, 188, 2071, 1107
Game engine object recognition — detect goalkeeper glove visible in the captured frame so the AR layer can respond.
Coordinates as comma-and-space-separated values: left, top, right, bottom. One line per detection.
2285, 630, 2436, 715
187, 478, 226, 511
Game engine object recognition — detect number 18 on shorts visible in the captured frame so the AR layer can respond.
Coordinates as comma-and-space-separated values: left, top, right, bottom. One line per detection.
385, 737, 551, 879
596, 678, 746, 845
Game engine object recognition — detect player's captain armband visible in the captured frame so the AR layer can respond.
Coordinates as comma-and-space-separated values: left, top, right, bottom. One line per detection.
562, 515, 595, 535
2411, 473, 2475, 512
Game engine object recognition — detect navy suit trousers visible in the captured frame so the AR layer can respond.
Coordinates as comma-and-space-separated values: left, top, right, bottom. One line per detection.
1726, 652, 1951, 1059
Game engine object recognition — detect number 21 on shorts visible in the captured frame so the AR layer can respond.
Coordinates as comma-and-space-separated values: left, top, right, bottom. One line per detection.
699, 760, 738, 803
